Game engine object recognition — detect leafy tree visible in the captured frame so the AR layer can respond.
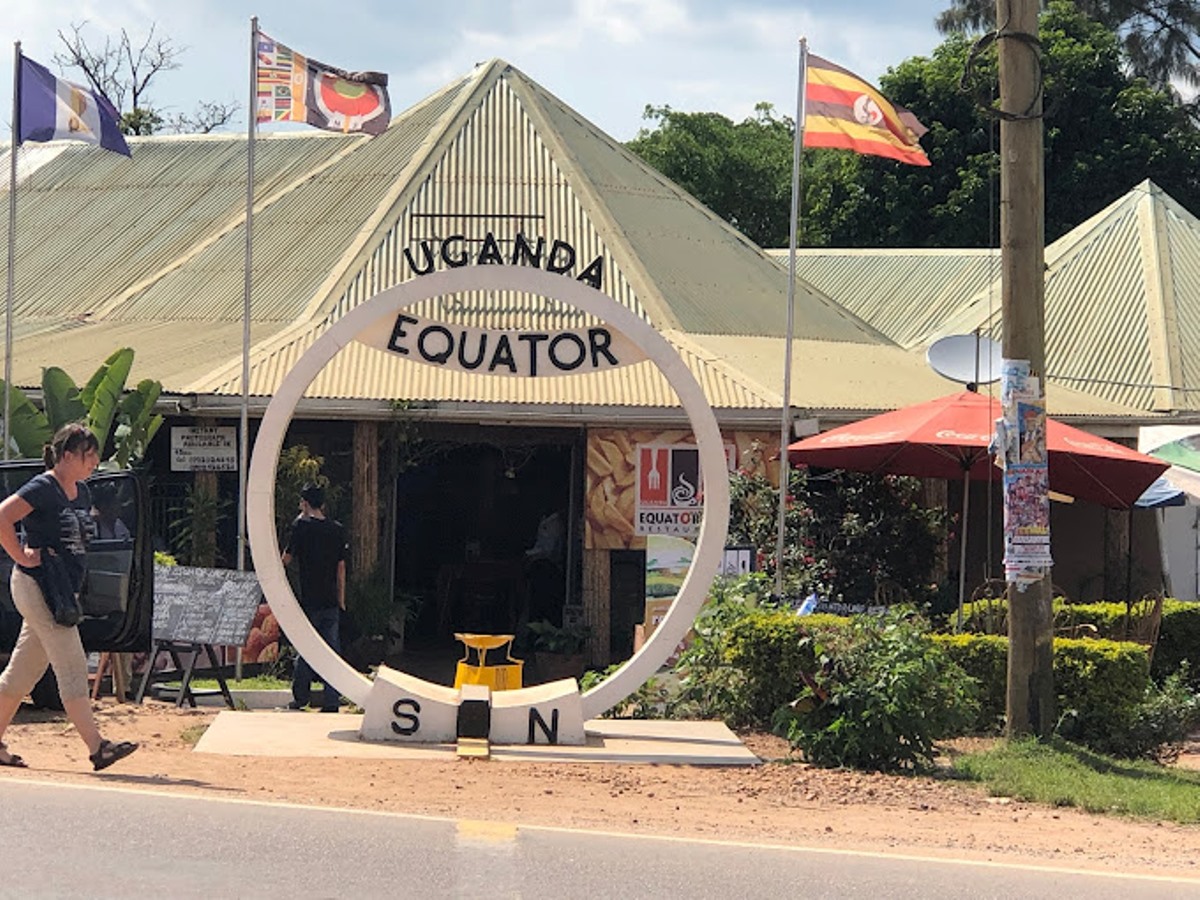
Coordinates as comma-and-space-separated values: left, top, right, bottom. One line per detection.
0, 347, 163, 469
627, 3, 1200, 249
626, 103, 796, 248
937, 0, 1200, 90
54, 21, 238, 136
872, 3, 1200, 246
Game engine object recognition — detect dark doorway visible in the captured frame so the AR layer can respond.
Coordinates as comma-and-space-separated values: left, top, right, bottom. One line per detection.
393, 433, 579, 667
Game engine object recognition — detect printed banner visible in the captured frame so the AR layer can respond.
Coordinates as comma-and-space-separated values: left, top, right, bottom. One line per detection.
585, 429, 771, 550
636, 444, 703, 536
256, 31, 390, 135
999, 359, 1052, 586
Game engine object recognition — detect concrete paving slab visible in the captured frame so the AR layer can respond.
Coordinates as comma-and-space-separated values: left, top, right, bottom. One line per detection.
194, 710, 760, 766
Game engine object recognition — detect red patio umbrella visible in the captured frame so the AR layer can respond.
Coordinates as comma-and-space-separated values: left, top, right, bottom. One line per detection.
787, 391, 1168, 620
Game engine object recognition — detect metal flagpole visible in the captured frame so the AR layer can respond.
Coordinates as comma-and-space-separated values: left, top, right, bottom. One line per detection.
774, 37, 807, 596
239, 19, 256, 575
236, 18, 258, 679
5, 42, 20, 460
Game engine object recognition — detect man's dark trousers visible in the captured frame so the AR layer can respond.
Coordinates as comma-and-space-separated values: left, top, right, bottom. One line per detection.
292, 606, 341, 710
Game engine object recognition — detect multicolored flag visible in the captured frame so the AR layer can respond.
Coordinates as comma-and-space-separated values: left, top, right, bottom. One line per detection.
256, 32, 391, 136
803, 54, 929, 166
17, 54, 130, 156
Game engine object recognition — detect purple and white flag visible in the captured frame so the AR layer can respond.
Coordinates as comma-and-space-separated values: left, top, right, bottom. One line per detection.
17, 54, 130, 157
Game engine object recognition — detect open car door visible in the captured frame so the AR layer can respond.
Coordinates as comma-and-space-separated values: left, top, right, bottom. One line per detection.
0, 461, 154, 705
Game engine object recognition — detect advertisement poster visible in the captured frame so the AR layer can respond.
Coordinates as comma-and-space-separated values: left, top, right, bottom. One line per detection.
636, 444, 703, 536
170, 426, 237, 472
584, 428, 773, 550
999, 359, 1052, 585
641, 534, 696, 666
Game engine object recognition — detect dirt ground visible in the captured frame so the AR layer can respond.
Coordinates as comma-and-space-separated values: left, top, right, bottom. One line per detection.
2, 699, 1199, 880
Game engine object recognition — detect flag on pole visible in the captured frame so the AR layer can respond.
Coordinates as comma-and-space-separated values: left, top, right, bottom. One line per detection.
803, 54, 929, 166
256, 32, 390, 135
17, 54, 130, 156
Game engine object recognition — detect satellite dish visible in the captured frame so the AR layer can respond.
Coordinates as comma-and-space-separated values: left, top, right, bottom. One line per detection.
926, 333, 1002, 387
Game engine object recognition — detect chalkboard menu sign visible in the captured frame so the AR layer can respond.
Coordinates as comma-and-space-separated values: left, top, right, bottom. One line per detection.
152, 565, 263, 646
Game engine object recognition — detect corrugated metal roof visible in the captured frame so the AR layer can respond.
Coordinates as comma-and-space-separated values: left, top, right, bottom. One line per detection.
0, 132, 356, 321
111, 80, 474, 324
766, 248, 1000, 351
932, 181, 1200, 413
680, 333, 1142, 417
1163, 193, 1200, 411
524, 67, 886, 343
305, 61, 885, 344
3, 319, 280, 391
0, 60, 1189, 425
330, 69, 638, 333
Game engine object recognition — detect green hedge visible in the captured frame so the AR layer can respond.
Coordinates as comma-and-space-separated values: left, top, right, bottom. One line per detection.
934, 633, 1151, 739
712, 606, 1156, 747
958, 597, 1200, 684
933, 633, 1007, 730
722, 611, 849, 727
1156, 601, 1200, 683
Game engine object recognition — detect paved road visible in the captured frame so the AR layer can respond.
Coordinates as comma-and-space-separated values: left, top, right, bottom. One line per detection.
1, 779, 1195, 899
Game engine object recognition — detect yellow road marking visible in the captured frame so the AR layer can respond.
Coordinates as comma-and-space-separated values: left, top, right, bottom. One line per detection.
456, 819, 518, 843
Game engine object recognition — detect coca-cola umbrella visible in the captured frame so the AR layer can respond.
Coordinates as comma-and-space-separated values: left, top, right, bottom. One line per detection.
787, 391, 1168, 618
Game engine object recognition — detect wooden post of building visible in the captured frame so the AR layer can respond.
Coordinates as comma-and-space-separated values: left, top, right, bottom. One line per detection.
352, 421, 379, 578
582, 549, 610, 667
999, 0, 1055, 738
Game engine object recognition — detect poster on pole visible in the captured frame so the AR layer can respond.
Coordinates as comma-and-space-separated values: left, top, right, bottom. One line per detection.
999, 359, 1052, 586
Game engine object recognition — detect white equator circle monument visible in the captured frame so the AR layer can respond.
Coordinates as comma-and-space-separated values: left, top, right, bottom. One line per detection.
247, 265, 729, 741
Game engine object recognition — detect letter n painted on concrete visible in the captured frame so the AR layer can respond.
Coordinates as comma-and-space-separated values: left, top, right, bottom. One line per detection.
528, 707, 559, 744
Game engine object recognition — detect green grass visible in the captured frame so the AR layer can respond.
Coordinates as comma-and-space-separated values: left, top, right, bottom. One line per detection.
161, 675, 291, 691
953, 737, 1200, 823
179, 724, 208, 746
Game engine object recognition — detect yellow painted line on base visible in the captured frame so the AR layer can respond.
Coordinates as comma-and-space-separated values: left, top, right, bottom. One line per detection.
3, 776, 1197, 887
456, 819, 518, 843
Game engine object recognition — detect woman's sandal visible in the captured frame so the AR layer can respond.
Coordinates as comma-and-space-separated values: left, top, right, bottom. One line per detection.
90, 739, 138, 772
0, 741, 27, 768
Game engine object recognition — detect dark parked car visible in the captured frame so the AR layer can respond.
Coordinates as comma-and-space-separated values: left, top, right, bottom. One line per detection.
0, 460, 154, 707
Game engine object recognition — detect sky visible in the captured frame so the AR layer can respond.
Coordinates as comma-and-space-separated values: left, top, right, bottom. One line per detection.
2, 0, 949, 142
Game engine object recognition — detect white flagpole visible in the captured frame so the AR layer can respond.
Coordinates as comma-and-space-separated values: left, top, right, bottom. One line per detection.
5, 42, 19, 460
239, 18, 257, 576
236, 19, 257, 677
774, 37, 808, 596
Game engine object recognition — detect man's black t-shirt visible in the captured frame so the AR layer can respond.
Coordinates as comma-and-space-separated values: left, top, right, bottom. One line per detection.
284, 515, 347, 610
15, 472, 92, 592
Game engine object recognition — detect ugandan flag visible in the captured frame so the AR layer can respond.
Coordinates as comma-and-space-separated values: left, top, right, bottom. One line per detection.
803, 54, 930, 166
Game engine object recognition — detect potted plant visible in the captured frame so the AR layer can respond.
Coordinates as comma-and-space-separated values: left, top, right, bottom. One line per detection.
525, 619, 590, 682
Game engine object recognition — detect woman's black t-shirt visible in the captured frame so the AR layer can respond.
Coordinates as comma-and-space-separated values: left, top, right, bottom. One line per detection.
15, 472, 92, 591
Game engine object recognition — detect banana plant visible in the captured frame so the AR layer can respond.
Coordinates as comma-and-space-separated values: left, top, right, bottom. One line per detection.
0, 347, 163, 469
111, 379, 164, 470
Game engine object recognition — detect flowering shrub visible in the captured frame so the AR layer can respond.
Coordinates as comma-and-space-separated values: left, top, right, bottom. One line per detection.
727, 466, 947, 605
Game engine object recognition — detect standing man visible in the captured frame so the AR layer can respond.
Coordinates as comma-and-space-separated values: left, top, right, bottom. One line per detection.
282, 483, 347, 712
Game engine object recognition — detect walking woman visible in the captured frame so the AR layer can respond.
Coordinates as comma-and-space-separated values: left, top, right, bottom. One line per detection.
0, 424, 138, 771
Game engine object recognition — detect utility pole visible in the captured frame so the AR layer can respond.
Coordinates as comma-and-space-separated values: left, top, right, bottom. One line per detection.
999, 0, 1055, 737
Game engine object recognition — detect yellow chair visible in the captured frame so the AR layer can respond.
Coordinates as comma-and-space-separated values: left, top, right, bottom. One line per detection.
453, 633, 524, 691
